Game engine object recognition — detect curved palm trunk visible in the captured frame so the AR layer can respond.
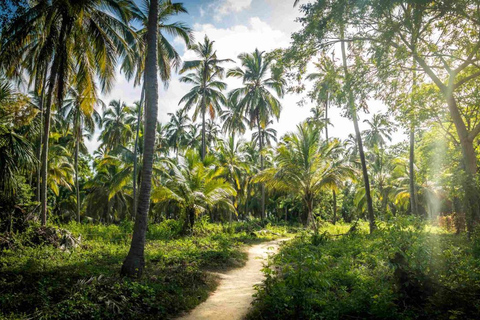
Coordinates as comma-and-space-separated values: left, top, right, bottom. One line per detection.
121, 0, 159, 278
133, 85, 145, 216
340, 25, 375, 233
40, 55, 60, 226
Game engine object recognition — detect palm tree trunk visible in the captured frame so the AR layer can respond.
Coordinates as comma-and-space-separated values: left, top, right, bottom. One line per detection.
409, 58, 418, 216
257, 118, 265, 220
333, 190, 337, 224
340, 25, 375, 233
133, 85, 145, 217
40, 55, 60, 226
325, 94, 337, 224
122, 0, 159, 278
36, 67, 48, 206
75, 119, 81, 223
201, 108, 206, 161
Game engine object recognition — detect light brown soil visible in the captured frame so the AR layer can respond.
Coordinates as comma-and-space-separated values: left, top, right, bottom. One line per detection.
177, 238, 289, 320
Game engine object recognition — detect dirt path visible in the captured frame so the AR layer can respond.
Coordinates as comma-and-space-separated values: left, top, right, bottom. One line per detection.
177, 238, 289, 320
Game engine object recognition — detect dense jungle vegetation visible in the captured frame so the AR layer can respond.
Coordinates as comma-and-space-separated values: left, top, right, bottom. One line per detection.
1, 0, 480, 319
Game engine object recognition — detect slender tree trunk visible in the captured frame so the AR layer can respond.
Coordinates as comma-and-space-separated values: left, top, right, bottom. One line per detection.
257, 118, 265, 220
333, 190, 337, 224
36, 67, 48, 206
409, 126, 418, 215
40, 56, 60, 226
340, 25, 375, 233
75, 119, 81, 223
325, 95, 337, 224
121, 0, 159, 278
201, 108, 206, 161
133, 85, 145, 217
409, 58, 419, 216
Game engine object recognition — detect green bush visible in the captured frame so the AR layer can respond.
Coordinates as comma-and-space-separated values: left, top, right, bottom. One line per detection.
248, 218, 480, 320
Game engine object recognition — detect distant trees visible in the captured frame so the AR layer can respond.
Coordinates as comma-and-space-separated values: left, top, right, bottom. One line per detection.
179, 36, 231, 160
227, 49, 285, 219
257, 123, 355, 228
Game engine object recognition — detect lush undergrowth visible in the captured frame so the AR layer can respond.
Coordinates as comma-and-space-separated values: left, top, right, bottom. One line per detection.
248, 218, 480, 320
0, 218, 297, 319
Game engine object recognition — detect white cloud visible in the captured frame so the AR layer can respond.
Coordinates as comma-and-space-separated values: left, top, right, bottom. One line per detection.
215, 0, 252, 21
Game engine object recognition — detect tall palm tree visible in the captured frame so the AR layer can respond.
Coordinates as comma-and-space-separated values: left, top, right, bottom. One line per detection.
60, 86, 102, 222
179, 36, 231, 160
122, 0, 192, 215
122, 0, 160, 278
227, 49, 285, 219
0, 0, 136, 225
256, 122, 355, 228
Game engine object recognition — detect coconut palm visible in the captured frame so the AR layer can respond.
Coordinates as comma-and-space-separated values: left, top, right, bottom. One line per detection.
179, 36, 231, 160
220, 100, 247, 142
60, 87, 103, 222
122, 0, 163, 278
100, 100, 134, 151
0, 0, 137, 225
166, 108, 191, 155
122, 0, 193, 215
215, 137, 248, 220
227, 49, 285, 219
252, 121, 277, 148
256, 122, 355, 228
363, 114, 393, 150
152, 150, 236, 232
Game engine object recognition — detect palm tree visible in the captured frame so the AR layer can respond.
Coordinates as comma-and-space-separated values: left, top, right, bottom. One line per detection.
165, 108, 191, 155
122, 0, 193, 215
227, 49, 285, 219
215, 137, 248, 221
122, 0, 160, 278
152, 150, 236, 232
60, 87, 102, 222
205, 118, 221, 148
252, 121, 277, 148
0, 0, 136, 225
220, 100, 247, 142
256, 122, 355, 228
363, 114, 393, 150
179, 36, 231, 160
100, 100, 134, 151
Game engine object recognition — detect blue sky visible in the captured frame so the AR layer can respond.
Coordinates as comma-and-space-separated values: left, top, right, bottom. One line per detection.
89, 0, 402, 152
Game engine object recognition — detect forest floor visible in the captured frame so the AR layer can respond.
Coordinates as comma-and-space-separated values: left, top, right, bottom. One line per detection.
177, 238, 290, 320
0, 220, 298, 319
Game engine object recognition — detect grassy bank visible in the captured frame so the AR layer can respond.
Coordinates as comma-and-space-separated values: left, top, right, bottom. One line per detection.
248, 218, 480, 320
0, 219, 297, 319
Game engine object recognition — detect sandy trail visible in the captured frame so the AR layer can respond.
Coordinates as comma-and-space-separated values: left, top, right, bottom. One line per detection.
177, 238, 289, 320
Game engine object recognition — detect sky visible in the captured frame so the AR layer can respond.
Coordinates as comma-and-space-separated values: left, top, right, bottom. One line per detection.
88, 0, 406, 152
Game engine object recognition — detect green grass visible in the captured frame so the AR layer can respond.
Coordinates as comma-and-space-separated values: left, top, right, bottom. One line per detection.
247, 217, 480, 320
0, 218, 298, 319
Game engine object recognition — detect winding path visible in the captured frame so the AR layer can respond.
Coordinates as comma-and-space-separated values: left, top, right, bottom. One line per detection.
177, 238, 289, 320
